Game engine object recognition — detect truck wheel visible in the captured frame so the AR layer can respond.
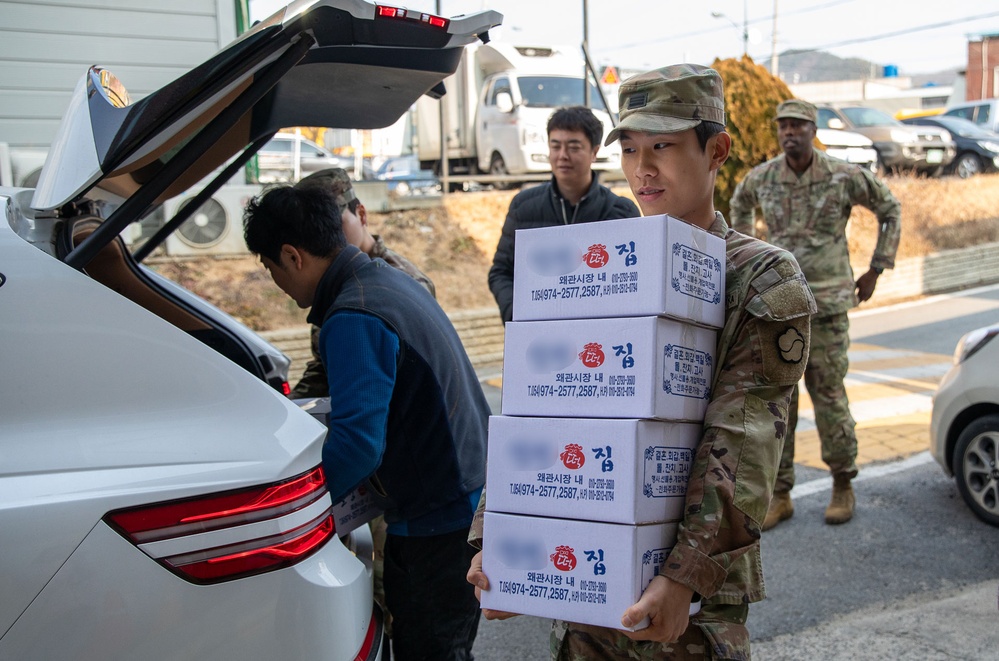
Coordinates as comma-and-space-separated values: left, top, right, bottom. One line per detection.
954, 153, 982, 179
489, 154, 514, 190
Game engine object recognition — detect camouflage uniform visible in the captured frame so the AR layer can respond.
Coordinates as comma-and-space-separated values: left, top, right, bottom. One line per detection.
470, 213, 815, 659
729, 147, 900, 490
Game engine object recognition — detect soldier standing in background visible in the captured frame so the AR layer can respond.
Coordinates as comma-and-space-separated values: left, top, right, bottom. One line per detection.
730, 99, 901, 529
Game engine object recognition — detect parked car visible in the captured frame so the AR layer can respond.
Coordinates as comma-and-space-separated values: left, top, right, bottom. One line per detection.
375, 154, 441, 197
930, 323, 999, 528
256, 133, 349, 182
943, 98, 999, 135
816, 127, 878, 172
816, 104, 955, 175
900, 115, 999, 178
0, 1, 500, 659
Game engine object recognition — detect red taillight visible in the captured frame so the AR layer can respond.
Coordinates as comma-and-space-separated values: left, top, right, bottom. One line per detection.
105, 466, 335, 584
376, 5, 450, 30
281, 380, 291, 396
169, 513, 334, 581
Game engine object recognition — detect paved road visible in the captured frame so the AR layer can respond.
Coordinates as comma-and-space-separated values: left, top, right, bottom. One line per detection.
471, 285, 999, 660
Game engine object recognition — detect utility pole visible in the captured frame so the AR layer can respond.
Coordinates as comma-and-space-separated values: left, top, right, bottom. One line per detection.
583, 0, 590, 106
712, 4, 748, 57
742, 0, 749, 57
770, 0, 779, 77
436, 0, 450, 195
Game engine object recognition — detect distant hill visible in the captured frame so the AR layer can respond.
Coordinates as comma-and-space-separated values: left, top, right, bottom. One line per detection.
763, 49, 959, 87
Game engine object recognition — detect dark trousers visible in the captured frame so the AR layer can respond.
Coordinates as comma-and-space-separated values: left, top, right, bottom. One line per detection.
384, 527, 481, 661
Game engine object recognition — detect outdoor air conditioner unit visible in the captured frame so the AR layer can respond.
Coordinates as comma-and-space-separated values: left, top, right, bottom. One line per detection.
163, 185, 259, 257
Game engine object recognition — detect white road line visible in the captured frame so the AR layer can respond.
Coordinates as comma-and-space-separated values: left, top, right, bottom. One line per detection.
844, 363, 950, 386
795, 392, 933, 430
848, 349, 926, 362
790, 451, 935, 499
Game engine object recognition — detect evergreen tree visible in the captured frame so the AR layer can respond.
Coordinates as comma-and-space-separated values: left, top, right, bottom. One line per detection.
712, 56, 793, 218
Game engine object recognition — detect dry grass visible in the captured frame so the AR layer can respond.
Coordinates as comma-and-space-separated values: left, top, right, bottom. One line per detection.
151, 174, 999, 331
847, 172, 999, 264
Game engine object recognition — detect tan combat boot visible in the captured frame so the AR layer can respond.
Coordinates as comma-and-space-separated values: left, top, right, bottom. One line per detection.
825, 474, 855, 524
763, 491, 793, 531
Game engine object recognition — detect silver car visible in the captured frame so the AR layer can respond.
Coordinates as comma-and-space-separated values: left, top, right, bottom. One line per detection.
930, 323, 999, 527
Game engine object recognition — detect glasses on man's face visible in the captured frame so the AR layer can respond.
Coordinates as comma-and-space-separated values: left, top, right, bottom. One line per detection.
550, 143, 586, 155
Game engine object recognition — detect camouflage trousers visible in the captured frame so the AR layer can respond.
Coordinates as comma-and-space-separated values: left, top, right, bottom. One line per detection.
775, 312, 858, 492
549, 604, 750, 660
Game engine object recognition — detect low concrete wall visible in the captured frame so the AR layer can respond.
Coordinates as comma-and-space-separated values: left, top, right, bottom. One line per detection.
869, 241, 999, 303
262, 307, 505, 380
263, 241, 999, 380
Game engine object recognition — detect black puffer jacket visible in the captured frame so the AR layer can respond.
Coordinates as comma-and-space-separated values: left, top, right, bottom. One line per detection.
488, 175, 640, 322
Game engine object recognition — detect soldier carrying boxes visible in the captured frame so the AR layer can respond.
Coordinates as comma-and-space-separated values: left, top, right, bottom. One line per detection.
467, 63, 816, 660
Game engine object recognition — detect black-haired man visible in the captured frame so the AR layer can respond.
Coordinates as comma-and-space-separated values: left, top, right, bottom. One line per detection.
244, 186, 487, 661
488, 105, 640, 322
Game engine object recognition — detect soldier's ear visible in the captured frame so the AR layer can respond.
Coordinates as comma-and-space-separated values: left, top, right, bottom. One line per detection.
708, 132, 731, 171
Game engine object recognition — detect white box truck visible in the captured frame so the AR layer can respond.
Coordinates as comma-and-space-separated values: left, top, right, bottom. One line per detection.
416, 43, 621, 186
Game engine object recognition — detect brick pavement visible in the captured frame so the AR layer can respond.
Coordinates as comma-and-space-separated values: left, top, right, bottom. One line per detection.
794, 341, 950, 470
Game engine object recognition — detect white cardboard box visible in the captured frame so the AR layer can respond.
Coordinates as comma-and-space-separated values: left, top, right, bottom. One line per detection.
296, 397, 382, 535
481, 512, 680, 630
486, 416, 700, 524
512, 214, 725, 328
501, 316, 717, 421
330, 483, 380, 536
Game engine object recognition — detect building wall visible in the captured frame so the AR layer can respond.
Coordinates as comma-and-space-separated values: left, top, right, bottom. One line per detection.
0, 0, 237, 149
965, 35, 999, 101
789, 76, 953, 115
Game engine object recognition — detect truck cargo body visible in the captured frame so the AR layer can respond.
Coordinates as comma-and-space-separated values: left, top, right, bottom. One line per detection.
416, 43, 621, 183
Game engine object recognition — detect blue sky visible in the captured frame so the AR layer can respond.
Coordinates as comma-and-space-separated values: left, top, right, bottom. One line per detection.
250, 0, 999, 77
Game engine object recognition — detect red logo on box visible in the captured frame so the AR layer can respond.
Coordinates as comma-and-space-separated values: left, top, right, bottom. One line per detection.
583, 244, 609, 269
560, 443, 585, 469
551, 545, 577, 571
579, 342, 605, 368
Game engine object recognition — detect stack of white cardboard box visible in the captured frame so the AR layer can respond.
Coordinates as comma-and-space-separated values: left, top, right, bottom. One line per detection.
481, 214, 726, 630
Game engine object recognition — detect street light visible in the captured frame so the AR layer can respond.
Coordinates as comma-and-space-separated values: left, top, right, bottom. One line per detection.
711, 1, 748, 57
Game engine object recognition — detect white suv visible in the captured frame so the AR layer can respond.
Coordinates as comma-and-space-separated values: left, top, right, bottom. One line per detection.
0, 1, 500, 658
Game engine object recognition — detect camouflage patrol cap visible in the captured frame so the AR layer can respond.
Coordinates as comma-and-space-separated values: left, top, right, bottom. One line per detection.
294, 168, 357, 209
775, 99, 817, 123
605, 64, 726, 146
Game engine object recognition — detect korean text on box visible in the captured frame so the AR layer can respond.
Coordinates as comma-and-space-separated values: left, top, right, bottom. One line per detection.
486, 416, 700, 524
501, 316, 717, 420
481, 512, 679, 630
512, 214, 725, 328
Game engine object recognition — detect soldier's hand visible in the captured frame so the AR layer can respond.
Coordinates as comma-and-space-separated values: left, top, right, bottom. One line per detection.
466, 550, 519, 620
856, 268, 881, 303
619, 575, 694, 643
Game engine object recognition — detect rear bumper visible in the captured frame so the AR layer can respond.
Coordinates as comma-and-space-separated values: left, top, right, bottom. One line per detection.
1, 522, 377, 660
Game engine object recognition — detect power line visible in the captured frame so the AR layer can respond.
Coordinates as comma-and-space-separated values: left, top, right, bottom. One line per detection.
748, 10, 999, 61
604, 0, 860, 54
